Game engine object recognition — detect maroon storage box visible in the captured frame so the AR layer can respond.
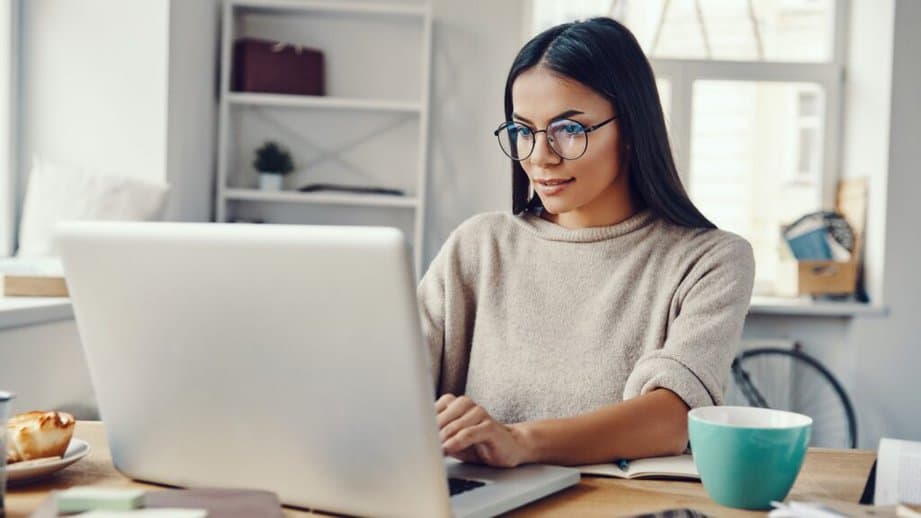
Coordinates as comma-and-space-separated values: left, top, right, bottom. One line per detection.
232, 38, 325, 96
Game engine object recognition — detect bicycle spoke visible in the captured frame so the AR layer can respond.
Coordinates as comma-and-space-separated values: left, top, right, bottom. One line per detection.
734, 348, 856, 449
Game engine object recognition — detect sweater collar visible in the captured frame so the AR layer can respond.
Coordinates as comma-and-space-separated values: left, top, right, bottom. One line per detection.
515, 208, 657, 243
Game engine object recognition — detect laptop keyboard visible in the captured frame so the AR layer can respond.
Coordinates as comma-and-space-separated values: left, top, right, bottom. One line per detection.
448, 477, 486, 496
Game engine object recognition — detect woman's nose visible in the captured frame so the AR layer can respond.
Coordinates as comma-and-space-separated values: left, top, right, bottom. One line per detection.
528, 132, 561, 167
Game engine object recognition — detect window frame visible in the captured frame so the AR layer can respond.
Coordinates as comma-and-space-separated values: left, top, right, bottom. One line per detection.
526, 0, 851, 295
649, 1, 849, 213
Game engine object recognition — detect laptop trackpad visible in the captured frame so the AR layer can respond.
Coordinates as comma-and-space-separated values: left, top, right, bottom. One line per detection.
444, 459, 580, 518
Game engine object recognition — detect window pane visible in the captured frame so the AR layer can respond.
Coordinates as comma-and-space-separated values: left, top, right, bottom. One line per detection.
798, 90, 820, 117
688, 81, 825, 294
531, 0, 837, 63
656, 78, 672, 130
531, 0, 612, 35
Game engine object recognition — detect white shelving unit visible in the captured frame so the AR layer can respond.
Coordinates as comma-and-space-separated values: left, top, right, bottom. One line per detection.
224, 188, 420, 208
226, 92, 424, 113
216, 0, 433, 273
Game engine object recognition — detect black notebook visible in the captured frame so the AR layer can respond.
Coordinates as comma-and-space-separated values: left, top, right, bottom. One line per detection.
297, 183, 405, 196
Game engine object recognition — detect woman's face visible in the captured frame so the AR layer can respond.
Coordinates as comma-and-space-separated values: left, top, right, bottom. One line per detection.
511, 66, 633, 228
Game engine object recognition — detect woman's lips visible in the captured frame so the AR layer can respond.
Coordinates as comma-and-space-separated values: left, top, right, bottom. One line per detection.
533, 177, 575, 196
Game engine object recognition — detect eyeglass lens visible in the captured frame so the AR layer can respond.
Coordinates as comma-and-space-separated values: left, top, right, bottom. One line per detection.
496, 119, 589, 160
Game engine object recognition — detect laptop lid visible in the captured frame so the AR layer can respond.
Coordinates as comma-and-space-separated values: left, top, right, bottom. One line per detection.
57, 222, 452, 517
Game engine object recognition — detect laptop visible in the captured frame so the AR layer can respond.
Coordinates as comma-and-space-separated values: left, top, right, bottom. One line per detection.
56, 222, 580, 518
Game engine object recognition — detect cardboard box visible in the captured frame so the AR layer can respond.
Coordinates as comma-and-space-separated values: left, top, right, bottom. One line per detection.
776, 178, 866, 297
776, 259, 858, 296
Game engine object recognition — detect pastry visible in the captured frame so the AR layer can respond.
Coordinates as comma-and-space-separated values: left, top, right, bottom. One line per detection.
5, 410, 75, 464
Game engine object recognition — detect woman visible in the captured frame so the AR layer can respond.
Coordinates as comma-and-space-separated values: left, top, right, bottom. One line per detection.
418, 17, 755, 468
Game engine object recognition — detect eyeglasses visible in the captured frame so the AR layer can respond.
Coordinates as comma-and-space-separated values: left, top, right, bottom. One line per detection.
493, 115, 617, 161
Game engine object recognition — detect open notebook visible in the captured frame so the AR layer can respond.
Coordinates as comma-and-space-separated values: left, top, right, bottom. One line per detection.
577, 454, 699, 480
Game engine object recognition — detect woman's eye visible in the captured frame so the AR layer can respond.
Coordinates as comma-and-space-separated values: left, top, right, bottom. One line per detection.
513, 125, 532, 137
561, 123, 585, 135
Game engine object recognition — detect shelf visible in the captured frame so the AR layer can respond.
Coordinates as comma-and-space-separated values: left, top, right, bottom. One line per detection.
226, 92, 423, 113
749, 295, 888, 317
224, 188, 419, 208
0, 294, 73, 330
231, 0, 428, 18
218, 0, 433, 275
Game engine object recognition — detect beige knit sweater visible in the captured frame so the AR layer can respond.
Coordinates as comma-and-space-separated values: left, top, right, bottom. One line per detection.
417, 209, 755, 424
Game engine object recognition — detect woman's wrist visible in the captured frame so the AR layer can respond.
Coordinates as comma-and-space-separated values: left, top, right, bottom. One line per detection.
509, 421, 543, 465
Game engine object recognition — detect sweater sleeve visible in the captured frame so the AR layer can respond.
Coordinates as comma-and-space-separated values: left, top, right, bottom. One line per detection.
417, 240, 448, 394
417, 229, 475, 397
623, 237, 755, 409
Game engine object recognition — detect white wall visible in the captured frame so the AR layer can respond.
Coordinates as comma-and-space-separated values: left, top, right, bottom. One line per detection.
839, 0, 894, 304
0, 319, 96, 418
422, 0, 523, 261
164, 0, 220, 222
19, 0, 170, 195
18, 0, 218, 230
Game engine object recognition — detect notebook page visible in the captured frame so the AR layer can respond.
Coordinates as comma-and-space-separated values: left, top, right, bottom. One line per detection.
577, 454, 699, 480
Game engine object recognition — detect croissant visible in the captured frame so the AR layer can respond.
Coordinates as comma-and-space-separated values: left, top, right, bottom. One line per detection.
5, 410, 75, 464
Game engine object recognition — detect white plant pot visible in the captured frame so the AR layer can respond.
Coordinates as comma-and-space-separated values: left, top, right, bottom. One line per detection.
258, 173, 284, 191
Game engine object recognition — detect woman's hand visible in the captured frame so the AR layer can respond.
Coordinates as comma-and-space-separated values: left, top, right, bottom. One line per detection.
435, 394, 533, 468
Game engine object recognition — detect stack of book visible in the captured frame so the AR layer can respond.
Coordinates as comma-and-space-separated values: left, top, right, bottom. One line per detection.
775, 178, 866, 298
0, 257, 68, 297
782, 211, 855, 262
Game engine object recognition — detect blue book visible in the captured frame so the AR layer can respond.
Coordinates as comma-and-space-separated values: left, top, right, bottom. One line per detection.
786, 227, 833, 260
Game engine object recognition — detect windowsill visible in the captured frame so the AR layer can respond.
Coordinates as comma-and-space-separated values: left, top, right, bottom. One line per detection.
0, 257, 72, 330
749, 295, 888, 317
0, 295, 73, 330
0, 294, 887, 331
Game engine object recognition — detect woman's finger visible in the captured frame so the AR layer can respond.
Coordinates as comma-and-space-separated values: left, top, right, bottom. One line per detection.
442, 419, 493, 454
436, 395, 476, 429
434, 393, 456, 413
439, 405, 487, 443
449, 446, 483, 464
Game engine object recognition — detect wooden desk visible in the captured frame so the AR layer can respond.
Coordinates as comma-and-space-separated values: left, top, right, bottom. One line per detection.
5, 422, 877, 518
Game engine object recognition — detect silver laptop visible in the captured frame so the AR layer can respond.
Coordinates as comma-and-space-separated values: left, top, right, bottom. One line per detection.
56, 221, 579, 518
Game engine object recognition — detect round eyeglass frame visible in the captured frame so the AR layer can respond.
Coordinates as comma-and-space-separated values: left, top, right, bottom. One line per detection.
493, 115, 618, 161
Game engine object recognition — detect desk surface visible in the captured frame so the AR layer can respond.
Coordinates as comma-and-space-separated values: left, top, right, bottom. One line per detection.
5, 422, 877, 518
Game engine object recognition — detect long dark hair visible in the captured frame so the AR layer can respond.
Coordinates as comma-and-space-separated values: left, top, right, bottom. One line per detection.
505, 17, 715, 229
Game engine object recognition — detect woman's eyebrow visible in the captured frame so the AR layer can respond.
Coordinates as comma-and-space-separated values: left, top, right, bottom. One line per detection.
512, 109, 585, 125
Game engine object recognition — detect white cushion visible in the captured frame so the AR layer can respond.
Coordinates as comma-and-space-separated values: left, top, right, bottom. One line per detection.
16, 156, 170, 257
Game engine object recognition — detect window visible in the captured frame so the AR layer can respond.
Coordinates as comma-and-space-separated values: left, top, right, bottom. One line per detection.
529, 0, 847, 295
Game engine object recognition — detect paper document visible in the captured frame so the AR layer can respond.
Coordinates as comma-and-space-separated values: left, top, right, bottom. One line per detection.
876, 438, 921, 506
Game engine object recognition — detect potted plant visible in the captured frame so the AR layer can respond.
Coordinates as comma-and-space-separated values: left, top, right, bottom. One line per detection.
253, 141, 294, 191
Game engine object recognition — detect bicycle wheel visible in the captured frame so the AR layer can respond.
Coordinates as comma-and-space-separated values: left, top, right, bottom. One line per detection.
724, 347, 858, 449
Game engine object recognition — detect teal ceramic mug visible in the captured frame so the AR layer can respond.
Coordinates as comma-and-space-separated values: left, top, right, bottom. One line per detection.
688, 406, 812, 510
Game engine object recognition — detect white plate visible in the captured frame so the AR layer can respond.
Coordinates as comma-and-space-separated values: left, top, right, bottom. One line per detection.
5, 438, 91, 484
